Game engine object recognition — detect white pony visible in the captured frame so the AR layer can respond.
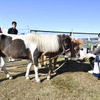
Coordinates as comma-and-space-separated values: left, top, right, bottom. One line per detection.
0, 33, 72, 82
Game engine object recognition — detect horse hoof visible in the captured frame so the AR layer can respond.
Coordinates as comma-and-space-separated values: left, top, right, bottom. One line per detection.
9, 76, 13, 79
45, 64, 48, 68
39, 65, 42, 68
36, 78, 40, 82
26, 77, 30, 80
54, 72, 57, 74
6, 74, 10, 78
47, 76, 51, 80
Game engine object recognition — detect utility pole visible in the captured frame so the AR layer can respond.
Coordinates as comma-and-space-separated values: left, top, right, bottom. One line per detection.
27, 25, 30, 33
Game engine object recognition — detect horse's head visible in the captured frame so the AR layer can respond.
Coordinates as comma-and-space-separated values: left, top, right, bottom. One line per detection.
61, 34, 72, 57
60, 35, 83, 58
62, 34, 71, 49
71, 38, 83, 58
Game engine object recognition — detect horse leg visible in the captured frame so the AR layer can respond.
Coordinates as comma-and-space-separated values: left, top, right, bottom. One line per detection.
54, 57, 58, 70
38, 57, 42, 68
53, 57, 58, 74
1, 57, 12, 79
34, 56, 40, 82
44, 55, 48, 67
25, 60, 32, 80
47, 58, 52, 80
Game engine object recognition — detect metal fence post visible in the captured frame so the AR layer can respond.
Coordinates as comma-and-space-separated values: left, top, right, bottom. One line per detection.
70, 32, 72, 36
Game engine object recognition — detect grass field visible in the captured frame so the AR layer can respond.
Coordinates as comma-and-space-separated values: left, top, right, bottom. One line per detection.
0, 58, 100, 100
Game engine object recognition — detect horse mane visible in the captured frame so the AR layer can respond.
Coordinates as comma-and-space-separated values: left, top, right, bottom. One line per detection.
27, 33, 60, 52
76, 39, 83, 48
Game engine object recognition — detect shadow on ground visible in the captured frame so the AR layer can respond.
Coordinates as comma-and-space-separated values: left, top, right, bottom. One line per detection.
0, 60, 92, 82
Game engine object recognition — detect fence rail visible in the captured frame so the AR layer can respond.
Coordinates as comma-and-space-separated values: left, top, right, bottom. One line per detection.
30, 30, 99, 35
30, 29, 99, 49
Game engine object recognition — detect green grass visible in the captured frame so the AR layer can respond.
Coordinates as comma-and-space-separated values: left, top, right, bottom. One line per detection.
0, 59, 100, 100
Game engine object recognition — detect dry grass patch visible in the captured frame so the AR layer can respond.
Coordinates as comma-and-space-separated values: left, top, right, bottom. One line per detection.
0, 59, 100, 100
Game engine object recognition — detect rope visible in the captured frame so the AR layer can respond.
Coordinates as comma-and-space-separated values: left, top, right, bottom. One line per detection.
53, 59, 67, 72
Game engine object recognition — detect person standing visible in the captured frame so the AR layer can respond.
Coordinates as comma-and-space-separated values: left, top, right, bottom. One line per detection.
8, 21, 18, 35
80, 33, 100, 73
8, 21, 18, 62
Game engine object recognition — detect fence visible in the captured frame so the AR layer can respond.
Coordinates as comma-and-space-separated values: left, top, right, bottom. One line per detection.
30, 29, 99, 35
30, 29, 99, 47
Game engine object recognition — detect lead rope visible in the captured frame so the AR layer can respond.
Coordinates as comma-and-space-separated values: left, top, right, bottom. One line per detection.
39, 54, 68, 73
53, 58, 67, 72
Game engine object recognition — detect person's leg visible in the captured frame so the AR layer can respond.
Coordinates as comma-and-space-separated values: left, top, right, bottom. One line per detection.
88, 57, 95, 74
89, 57, 95, 69
89, 46, 100, 69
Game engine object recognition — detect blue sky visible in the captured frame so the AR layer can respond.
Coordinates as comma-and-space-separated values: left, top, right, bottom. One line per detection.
0, 0, 100, 34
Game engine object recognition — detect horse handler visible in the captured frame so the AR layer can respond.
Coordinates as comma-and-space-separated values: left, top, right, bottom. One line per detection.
79, 46, 100, 74
80, 33, 100, 73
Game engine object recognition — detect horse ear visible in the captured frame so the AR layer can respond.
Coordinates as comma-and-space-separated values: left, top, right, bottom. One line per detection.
62, 34, 66, 41
62, 34, 66, 38
62, 34, 71, 41
67, 35, 71, 40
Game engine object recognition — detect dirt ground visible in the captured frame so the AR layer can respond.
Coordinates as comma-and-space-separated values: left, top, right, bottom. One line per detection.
0, 58, 100, 100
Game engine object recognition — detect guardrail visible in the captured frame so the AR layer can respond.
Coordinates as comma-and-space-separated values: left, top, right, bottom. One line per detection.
30, 29, 99, 36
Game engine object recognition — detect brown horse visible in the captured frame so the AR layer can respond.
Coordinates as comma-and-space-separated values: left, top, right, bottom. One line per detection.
38, 38, 83, 80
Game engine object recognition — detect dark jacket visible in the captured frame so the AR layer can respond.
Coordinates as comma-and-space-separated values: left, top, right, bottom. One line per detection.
8, 28, 18, 35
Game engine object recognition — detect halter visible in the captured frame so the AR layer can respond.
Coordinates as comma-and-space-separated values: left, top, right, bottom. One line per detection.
61, 43, 70, 55
60, 35, 70, 55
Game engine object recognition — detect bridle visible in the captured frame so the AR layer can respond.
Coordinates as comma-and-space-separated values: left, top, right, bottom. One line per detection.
61, 43, 70, 55
60, 35, 70, 55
